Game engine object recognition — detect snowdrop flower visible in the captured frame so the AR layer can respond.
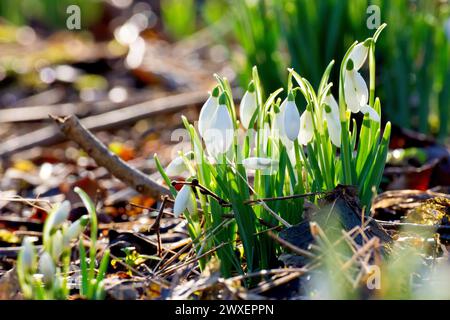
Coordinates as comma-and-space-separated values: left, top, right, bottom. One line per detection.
344, 59, 368, 113
272, 99, 292, 148
39, 252, 55, 285
323, 94, 341, 147
239, 81, 257, 129
203, 93, 234, 158
344, 41, 380, 122
173, 185, 194, 218
284, 92, 301, 141
299, 105, 314, 145
344, 41, 370, 113
198, 86, 219, 138
21, 237, 36, 271
46, 201, 70, 231
242, 157, 276, 170
348, 42, 369, 71
51, 230, 63, 261
63, 215, 89, 246
165, 151, 193, 177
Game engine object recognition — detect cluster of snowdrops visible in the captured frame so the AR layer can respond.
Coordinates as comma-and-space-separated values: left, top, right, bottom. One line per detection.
156, 26, 391, 276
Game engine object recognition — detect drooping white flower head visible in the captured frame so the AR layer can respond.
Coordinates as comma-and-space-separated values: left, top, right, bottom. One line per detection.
173, 185, 194, 218
299, 106, 314, 145
239, 81, 257, 130
165, 151, 194, 178
344, 40, 371, 114
203, 93, 234, 158
283, 92, 301, 141
272, 99, 292, 149
344, 40, 381, 122
51, 230, 63, 261
46, 201, 71, 231
348, 42, 369, 71
21, 237, 36, 272
63, 215, 89, 246
323, 94, 342, 147
198, 86, 220, 138
39, 252, 55, 285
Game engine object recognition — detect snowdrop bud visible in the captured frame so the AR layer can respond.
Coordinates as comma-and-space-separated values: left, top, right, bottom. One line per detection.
242, 157, 275, 170
21, 237, 36, 272
360, 105, 380, 122
323, 94, 341, 147
348, 42, 369, 71
51, 230, 63, 261
239, 81, 257, 129
198, 86, 219, 138
47, 201, 71, 231
204, 93, 234, 158
284, 92, 301, 141
344, 69, 368, 113
165, 152, 193, 177
39, 252, 55, 285
63, 215, 89, 246
173, 185, 192, 218
299, 106, 314, 145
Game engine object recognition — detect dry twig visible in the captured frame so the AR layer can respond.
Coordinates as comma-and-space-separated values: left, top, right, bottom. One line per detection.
52, 115, 170, 199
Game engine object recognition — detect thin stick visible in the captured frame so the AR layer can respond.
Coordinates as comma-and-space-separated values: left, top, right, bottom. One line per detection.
149, 196, 169, 256
52, 115, 170, 198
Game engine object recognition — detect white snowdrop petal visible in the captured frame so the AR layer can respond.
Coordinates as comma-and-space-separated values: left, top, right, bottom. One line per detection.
353, 71, 369, 107
272, 100, 292, 147
48, 201, 70, 230
325, 111, 341, 147
284, 101, 301, 141
344, 70, 368, 113
21, 237, 35, 270
63, 216, 88, 245
239, 91, 257, 129
299, 110, 313, 145
39, 252, 55, 284
204, 105, 234, 158
323, 94, 341, 147
324, 94, 339, 116
165, 156, 188, 177
173, 185, 191, 218
52, 230, 63, 261
360, 105, 380, 122
348, 42, 368, 71
344, 72, 361, 112
198, 96, 218, 138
